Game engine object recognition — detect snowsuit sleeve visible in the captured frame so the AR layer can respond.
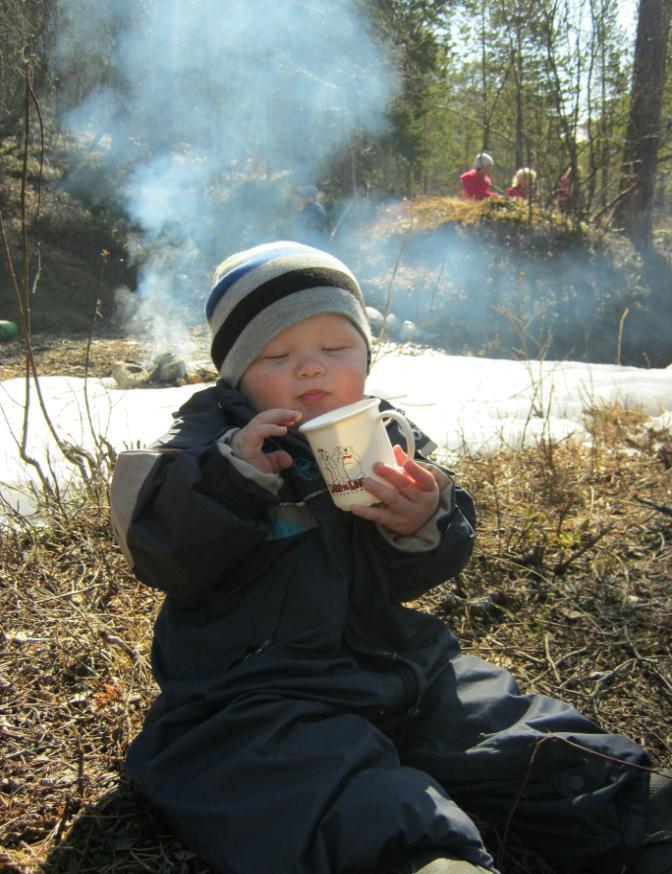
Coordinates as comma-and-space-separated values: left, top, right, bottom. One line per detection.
370, 469, 476, 602
110, 392, 281, 603
361, 405, 477, 602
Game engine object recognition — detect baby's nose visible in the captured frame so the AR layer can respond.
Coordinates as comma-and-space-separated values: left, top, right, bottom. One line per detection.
296, 357, 325, 376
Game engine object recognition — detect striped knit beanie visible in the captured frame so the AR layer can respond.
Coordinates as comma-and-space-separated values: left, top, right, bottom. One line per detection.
205, 241, 372, 386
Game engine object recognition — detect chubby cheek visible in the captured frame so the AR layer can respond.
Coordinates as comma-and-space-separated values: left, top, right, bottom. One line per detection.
338, 366, 367, 403
240, 368, 292, 412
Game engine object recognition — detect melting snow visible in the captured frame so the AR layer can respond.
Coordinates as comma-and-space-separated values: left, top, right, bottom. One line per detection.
1, 344, 671, 516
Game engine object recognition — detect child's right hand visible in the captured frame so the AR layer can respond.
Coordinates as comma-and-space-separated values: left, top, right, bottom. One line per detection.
230, 409, 301, 473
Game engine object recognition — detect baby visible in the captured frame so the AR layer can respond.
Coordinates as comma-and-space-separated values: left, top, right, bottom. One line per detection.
111, 241, 670, 874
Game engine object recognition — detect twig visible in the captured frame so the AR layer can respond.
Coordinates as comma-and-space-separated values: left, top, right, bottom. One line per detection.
616, 307, 629, 366
379, 226, 412, 341
588, 659, 636, 699
99, 629, 139, 662
634, 496, 672, 517
76, 735, 86, 798
543, 634, 562, 684
0, 63, 82, 502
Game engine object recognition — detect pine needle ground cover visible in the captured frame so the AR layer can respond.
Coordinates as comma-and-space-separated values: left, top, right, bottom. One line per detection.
1, 365, 670, 874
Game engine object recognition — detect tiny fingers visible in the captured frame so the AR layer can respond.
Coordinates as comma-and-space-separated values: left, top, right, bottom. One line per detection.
370, 462, 413, 491
254, 408, 302, 428
360, 475, 399, 507
350, 499, 418, 535
265, 422, 291, 436
401, 458, 439, 492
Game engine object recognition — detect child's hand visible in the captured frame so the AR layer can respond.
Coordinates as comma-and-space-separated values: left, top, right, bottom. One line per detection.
350, 445, 440, 535
230, 409, 301, 473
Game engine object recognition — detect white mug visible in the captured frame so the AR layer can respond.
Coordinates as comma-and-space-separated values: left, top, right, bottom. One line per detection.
299, 398, 416, 510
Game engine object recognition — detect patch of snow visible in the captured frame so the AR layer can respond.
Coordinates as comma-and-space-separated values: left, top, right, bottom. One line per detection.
1, 345, 671, 517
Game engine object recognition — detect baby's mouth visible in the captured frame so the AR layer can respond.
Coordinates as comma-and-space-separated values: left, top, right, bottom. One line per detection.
299, 389, 329, 405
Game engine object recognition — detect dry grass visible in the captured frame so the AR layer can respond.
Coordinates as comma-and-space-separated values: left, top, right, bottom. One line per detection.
1, 370, 671, 873
364, 194, 574, 238
0, 336, 147, 382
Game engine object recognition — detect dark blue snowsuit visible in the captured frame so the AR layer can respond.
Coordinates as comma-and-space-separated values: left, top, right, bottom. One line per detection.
110, 382, 650, 874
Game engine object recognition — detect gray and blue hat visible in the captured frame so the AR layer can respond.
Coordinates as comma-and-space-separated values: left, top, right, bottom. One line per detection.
205, 241, 372, 386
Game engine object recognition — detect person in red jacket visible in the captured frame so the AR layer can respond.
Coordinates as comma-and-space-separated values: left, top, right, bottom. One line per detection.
507, 167, 537, 200
460, 152, 494, 199
551, 167, 575, 212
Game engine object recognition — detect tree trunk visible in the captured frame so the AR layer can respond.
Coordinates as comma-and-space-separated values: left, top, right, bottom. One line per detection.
612, 0, 671, 247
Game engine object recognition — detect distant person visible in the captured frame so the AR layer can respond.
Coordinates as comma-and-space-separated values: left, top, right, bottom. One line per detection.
551, 168, 575, 213
111, 239, 671, 874
507, 167, 537, 200
460, 152, 495, 200
296, 184, 329, 241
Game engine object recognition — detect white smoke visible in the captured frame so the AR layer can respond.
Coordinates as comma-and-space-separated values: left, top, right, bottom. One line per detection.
56, 0, 399, 361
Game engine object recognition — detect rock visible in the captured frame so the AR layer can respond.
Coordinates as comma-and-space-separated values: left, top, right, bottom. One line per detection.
111, 360, 150, 389
149, 352, 187, 384
383, 313, 401, 337
0, 320, 18, 342
365, 306, 384, 334
398, 320, 418, 342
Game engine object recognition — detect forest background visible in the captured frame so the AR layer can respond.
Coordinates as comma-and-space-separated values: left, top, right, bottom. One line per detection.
0, 0, 671, 369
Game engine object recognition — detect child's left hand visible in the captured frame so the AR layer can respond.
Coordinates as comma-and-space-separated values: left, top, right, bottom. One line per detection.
349, 445, 440, 535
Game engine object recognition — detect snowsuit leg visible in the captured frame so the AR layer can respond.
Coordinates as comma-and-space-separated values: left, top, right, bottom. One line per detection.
126, 690, 498, 874
399, 653, 650, 871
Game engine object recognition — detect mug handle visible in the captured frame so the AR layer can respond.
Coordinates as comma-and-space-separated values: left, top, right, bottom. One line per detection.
377, 410, 416, 461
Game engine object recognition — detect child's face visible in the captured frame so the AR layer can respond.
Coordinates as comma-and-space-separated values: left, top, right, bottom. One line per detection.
240, 314, 368, 422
